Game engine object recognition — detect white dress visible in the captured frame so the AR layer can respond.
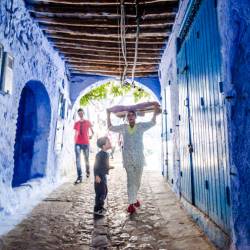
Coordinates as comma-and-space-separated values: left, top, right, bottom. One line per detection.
109, 121, 156, 204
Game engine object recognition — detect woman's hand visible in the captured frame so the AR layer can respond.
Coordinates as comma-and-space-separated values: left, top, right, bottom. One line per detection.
95, 176, 101, 183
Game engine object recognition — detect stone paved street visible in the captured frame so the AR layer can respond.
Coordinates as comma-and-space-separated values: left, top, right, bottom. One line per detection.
0, 158, 216, 250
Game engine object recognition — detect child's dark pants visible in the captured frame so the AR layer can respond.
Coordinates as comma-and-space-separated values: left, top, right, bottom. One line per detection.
94, 181, 107, 212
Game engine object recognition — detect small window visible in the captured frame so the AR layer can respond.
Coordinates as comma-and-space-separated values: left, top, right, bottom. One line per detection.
58, 93, 68, 120
0, 52, 14, 95
0, 44, 4, 91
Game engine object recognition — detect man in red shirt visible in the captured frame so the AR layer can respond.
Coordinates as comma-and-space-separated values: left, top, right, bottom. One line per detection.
74, 108, 94, 184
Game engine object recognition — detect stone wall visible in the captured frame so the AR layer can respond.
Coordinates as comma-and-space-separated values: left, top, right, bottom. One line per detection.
0, 0, 73, 232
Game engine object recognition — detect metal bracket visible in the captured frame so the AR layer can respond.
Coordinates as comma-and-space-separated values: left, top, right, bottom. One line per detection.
205, 180, 209, 190
188, 144, 194, 153
226, 186, 231, 206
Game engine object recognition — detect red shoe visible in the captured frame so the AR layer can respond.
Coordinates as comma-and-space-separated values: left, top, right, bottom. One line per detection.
127, 204, 136, 214
134, 200, 141, 208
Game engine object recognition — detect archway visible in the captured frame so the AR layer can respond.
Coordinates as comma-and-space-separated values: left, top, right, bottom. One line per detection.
12, 81, 51, 187
71, 78, 162, 171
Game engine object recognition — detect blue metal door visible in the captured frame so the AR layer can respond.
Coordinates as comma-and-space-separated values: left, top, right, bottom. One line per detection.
177, 0, 231, 234
178, 40, 195, 204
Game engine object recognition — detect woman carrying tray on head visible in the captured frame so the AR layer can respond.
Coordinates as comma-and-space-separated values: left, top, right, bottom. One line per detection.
106, 103, 159, 214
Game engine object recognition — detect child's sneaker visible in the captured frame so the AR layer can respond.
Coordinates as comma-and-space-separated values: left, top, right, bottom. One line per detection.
94, 209, 105, 216
102, 207, 107, 213
134, 200, 141, 208
127, 204, 136, 214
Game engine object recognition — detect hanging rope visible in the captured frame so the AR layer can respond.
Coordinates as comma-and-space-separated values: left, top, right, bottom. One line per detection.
120, 0, 128, 85
131, 0, 140, 85
117, 0, 121, 80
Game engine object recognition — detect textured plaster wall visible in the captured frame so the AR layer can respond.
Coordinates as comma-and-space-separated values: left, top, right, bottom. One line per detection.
159, 0, 250, 249
0, 0, 72, 228
218, 0, 250, 249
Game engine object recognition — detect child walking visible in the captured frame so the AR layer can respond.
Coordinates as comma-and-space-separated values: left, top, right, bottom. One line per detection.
94, 136, 112, 216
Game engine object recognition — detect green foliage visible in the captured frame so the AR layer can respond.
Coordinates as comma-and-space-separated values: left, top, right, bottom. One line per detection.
80, 81, 150, 106
133, 87, 150, 102
80, 82, 109, 106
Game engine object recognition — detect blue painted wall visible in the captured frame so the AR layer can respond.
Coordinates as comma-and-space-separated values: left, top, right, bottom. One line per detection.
159, 0, 250, 249
218, 0, 250, 249
0, 0, 72, 228
70, 74, 161, 104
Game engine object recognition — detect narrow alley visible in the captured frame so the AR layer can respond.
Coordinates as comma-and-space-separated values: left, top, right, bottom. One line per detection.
0, 0, 250, 249
0, 158, 215, 250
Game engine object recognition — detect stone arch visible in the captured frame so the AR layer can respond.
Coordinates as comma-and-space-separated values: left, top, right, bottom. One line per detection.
12, 80, 51, 187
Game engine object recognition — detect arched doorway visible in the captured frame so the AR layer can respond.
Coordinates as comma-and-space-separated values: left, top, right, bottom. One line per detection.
12, 81, 51, 187
71, 79, 162, 171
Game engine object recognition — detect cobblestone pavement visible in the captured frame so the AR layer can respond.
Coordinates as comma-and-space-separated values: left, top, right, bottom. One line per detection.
0, 158, 216, 250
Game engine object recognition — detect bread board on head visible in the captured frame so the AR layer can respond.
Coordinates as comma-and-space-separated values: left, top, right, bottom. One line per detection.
107, 101, 161, 118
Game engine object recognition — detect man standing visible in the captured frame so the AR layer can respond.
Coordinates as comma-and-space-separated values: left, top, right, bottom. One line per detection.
107, 105, 159, 213
74, 108, 94, 184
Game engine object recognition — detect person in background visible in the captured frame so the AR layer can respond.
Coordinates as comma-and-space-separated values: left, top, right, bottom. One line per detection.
107, 104, 159, 214
74, 108, 94, 184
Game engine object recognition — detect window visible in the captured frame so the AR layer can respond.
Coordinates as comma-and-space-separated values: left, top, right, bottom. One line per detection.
58, 92, 66, 119
0, 44, 4, 91
0, 50, 14, 95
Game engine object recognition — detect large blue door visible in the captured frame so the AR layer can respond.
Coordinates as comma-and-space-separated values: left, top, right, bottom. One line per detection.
177, 0, 231, 234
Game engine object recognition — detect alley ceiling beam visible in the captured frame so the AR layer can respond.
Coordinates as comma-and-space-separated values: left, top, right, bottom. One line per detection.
66, 60, 160, 66
32, 11, 177, 21
55, 46, 164, 55
32, 16, 175, 28
26, 0, 178, 6
68, 66, 158, 73
63, 56, 160, 64
60, 52, 161, 60
41, 26, 171, 38
70, 71, 158, 78
70, 71, 157, 78
47, 35, 166, 44
55, 47, 162, 57
31, 11, 176, 20
64, 57, 161, 65
51, 42, 165, 51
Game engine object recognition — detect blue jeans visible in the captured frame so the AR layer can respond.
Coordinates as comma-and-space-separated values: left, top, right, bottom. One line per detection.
75, 144, 90, 178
